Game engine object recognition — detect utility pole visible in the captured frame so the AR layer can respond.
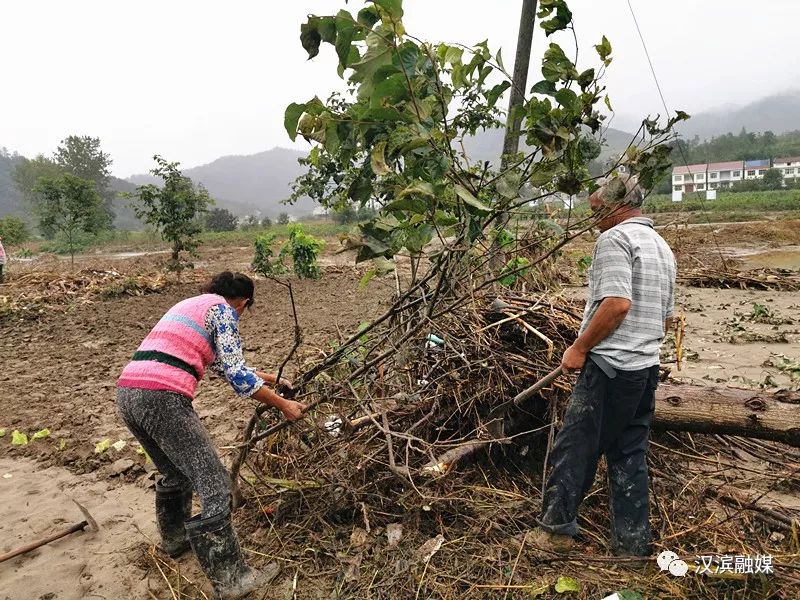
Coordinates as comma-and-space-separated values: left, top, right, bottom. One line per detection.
501, 0, 538, 170
492, 0, 537, 269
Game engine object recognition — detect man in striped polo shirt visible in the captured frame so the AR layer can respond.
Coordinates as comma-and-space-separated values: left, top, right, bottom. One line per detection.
531, 174, 676, 557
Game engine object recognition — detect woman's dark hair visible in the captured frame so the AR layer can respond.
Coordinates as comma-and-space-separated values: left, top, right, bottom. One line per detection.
201, 272, 255, 307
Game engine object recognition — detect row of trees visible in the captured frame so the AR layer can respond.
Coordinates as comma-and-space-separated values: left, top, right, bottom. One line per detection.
678, 129, 800, 165
7, 136, 373, 268
8, 139, 212, 267
652, 129, 800, 194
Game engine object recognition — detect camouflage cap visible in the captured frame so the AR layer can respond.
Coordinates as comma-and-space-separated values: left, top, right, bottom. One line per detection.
597, 173, 644, 208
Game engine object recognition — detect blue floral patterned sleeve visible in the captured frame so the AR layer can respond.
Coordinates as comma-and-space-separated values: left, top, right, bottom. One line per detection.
205, 304, 264, 398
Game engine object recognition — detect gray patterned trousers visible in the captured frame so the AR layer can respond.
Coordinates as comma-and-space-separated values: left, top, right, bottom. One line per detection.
116, 387, 231, 517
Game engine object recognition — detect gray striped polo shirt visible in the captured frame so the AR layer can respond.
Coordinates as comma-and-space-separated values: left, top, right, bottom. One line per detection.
579, 216, 676, 370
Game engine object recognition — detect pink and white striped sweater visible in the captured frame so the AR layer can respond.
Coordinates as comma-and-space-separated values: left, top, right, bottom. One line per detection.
117, 294, 225, 398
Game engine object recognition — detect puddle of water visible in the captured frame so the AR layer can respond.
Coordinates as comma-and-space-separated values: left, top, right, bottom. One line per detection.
737, 246, 800, 270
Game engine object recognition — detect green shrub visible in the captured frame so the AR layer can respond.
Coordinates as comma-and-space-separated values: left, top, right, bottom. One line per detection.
0, 216, 31, 245
251, 233, 287, 276
285, 224, 323, 279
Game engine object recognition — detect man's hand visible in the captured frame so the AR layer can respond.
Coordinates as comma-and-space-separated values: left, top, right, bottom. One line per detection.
561, 344, 587, 373
280, 399, 307, 421
278, 378, 294, 391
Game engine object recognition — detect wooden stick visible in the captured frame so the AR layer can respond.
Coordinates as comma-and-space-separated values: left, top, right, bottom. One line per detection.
0, 521, 89, 563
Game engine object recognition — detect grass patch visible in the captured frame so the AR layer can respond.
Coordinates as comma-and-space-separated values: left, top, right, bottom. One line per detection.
644, 190, 800, 213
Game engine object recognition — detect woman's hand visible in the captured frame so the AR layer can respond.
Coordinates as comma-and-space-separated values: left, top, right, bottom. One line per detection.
280, 399, 307, 421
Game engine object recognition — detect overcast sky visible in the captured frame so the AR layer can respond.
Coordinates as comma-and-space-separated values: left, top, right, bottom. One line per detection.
2, 1, 798, 177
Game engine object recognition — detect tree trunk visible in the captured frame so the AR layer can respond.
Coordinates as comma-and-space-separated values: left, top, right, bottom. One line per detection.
653, 384, 800, 447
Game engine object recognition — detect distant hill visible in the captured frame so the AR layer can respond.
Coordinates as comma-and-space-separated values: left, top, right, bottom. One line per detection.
676, 90, 800, 140
124, 127, 636, 221
128, 147, 312, 219
0, 148, 142, 230
461, 126, 635, 165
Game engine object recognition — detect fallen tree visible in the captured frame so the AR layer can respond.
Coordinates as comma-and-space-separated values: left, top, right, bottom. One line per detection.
654, 384, 800, 447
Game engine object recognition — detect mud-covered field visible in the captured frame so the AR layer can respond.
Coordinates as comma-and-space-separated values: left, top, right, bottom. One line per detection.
1, 222, 798, 599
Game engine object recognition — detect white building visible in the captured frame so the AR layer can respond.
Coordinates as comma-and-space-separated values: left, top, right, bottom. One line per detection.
773, 156, 800, 183
673, 158, 770, 193
744, 159, 770, 180
672, 163, 708, 193
706, 161, 744, 190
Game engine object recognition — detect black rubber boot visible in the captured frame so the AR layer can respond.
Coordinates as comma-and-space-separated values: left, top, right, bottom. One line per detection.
155, 479, 193, 558
185, 511, 278, 599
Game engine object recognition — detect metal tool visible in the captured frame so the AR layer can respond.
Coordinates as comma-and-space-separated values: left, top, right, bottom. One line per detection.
0, 499, 99, 564
485, 366, 563, 440
484, 352, 619, 439
588, 352, 617, 379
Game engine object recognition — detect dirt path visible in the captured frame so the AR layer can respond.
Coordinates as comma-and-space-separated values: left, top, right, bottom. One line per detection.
0, 457, 155, 600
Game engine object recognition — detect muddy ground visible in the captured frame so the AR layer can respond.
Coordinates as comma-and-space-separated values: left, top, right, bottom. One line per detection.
1, 222, 799, 599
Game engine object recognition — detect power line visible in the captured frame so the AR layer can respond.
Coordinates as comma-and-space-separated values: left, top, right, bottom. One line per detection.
626, 0, 729, 269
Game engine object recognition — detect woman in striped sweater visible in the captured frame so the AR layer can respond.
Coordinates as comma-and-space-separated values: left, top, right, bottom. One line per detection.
117, 271, 305, 599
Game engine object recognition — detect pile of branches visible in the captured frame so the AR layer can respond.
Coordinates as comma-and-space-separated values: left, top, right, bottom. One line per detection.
0, 268, 206, 321
678, 266, 800, 291
221, 283, 800, 599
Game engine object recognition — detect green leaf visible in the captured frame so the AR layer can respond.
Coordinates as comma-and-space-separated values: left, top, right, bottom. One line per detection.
351, 29, 393, 88
595, 35, 612, 65
372, 0, 403, 21
300, 19, 322, 59
359, 269, 378, 290
59, 439, 67, 450
335, 11, 357, 67
495, 48, 506, 72
486, 81, 511, 107
542, 43, 574, 82
31, 428, 51, 440
433, 210, 458, 226
526, 97, 553, 125
455, 184, 490, 213
11, 430, 28, 445
370, 141, 392, 176
0, 428, 5, 438
384, 196, 428, 214
554, 89, 579, 114
353, 223, 393, 262
539, 0, 573, 36
554, 576, 580, 594
577, 68, 595, 89
285, 102, 308, 141
325, 121, 341, 154
617, 591, 645, 600
399, 180, 435, 197
318, 16, 337, 44
530, 80, 557, 96
444, 46, 464, 67
604, 95, 613, 112
357, 6, 380, 28
496, 171, 521, 199
396, 41, 420, 74
95, 438, 112, 454
402, 224, 434, 253
348, 173, 374, 205
135, 445, 152, 463
372, 72, 408, 105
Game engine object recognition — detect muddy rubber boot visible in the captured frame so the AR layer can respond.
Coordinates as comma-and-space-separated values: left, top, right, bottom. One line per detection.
186, 511, 278, 599
155, 479, 193, 558
527, 527, 577, 559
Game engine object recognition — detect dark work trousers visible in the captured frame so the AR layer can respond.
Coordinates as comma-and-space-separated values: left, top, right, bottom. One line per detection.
116, 387, 231, 518
537, 357, 660, 555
